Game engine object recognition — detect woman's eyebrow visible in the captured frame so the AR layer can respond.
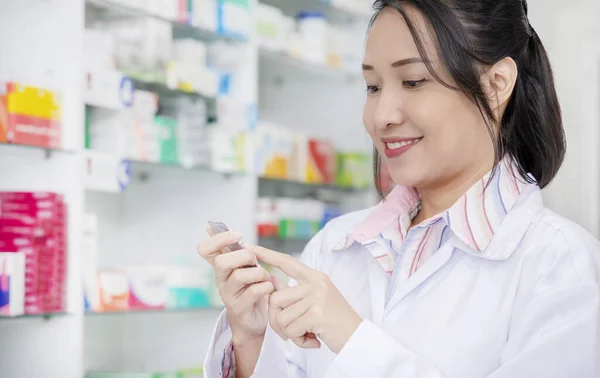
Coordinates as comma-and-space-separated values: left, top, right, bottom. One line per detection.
362, 57, 425, 71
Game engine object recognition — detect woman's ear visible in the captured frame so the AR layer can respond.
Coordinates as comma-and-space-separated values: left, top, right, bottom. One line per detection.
482, 57, 518, 112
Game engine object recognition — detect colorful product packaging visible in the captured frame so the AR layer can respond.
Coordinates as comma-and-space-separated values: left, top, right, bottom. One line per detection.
166, 265, 212, 309
0, 252, 25, 317
91, 264, 217, 313
0, 192, 68, 315
217, 0, 251, 40
154, 116, 179, 164
293, 135, 336, 184
84, 70, 134, 110
275, 198, 325, 240
336, 152, 372, 189
256, 198, 278, 238
254, 123, 294, 179
206, 126, 247, 173
97, 270, 129, 312
0, 82, 61, 148
257, 197, 342, 240
127, 266, 167, 311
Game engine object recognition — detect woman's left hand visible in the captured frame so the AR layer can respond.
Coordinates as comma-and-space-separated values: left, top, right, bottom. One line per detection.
247, 245, 363, 354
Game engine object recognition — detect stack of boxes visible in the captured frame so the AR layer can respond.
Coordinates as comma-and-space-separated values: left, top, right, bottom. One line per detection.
107, 0, 252, 40
86, 94, 247, 172
87, 90, 176, 164
83, 212, 219, 313
254, 122, 372, 189
87, 266, 218, 313
336, 152, 372, 189
160, 96, 207, 168
257, 197, 342, 241
293, 134, 336, 184
255, 3, 365, 74
0, 82, 62, 148
0, 192, 68, 317
84, 18, 248, 173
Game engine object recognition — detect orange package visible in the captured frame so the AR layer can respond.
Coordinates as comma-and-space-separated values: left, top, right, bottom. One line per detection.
0, 82, 61, 148
0, 95, 7, 143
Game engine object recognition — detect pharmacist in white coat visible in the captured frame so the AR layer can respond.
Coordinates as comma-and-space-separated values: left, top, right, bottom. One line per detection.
197, 1, 600, 377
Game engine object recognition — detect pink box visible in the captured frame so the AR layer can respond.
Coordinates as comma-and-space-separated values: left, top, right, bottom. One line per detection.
1, 192, 67, 316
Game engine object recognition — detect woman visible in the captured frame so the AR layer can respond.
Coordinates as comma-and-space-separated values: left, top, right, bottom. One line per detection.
198, 1, 600, 377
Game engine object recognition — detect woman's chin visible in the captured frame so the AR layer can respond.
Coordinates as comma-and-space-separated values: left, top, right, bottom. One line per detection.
387, 165, 425, 189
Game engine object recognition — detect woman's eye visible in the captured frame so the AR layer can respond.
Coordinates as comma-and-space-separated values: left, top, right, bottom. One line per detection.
366, 85, 380, 95
403, 79, 426, 89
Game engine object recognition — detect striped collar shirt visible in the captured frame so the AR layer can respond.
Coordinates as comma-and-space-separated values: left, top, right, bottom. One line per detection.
332, 156, 529, 296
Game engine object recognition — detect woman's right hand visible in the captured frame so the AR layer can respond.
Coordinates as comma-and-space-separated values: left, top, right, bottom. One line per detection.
197, 228, 275, 346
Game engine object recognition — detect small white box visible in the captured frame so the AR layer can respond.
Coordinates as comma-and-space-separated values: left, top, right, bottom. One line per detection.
84, 70, 134, 110
0, 252, 25, 317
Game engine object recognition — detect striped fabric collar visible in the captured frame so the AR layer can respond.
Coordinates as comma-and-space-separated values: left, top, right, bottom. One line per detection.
332, 157, 533, 257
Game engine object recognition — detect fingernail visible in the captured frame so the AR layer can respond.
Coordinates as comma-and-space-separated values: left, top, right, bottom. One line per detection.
231, 231, 243, 240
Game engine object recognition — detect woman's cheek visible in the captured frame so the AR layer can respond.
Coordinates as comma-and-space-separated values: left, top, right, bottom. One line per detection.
362, 108, 377, 140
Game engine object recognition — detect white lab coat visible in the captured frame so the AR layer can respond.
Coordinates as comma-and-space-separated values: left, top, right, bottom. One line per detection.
204, 186, 600, 378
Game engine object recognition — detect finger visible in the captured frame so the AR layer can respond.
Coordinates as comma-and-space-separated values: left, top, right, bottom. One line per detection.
248, 245, 317, 283
276, 297, 311, 330
286, 314, 312, 339
269, 284, 312, 309
235, 281, 274, 311
226, 267, 270, 295
268, 301, 288, 341
291, 333, 321, 349
270, 274, 288, 291
197, 230, 243, 262
213, 250, 257, 282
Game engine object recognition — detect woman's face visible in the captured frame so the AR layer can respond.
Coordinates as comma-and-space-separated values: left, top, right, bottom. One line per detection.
363, 6, 495, 190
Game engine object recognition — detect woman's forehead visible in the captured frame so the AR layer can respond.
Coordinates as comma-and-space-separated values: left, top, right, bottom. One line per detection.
365, 7, 438, 65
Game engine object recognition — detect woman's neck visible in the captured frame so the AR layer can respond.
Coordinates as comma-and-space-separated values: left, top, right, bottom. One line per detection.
412, 162, 493, 226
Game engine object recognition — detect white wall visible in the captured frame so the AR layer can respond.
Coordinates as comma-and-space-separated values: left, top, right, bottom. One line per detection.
530, 0, 600, 236
0, 1, 85, 377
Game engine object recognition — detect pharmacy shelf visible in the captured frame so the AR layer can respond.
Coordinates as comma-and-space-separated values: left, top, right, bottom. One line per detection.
259, 236, 312, 254
86, 370, 203, 378
128, 159, 244, 179
125, 72, 217, 103
259, 235, 313, 242
85, 0, 246, 43
85, 307, 223, 317
0, 142, 77, 158
260, 0, 371, 24
259, 48, 361, 83
83, 153, 245, 194
0, 313, 71, 321
258, 176, 370, 193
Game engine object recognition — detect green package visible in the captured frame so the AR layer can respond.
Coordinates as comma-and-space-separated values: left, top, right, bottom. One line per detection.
154, 116, 179, 165
336, 153, 372, 189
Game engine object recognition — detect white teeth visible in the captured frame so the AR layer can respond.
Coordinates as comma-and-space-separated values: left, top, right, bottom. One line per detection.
386, 138, 422, 150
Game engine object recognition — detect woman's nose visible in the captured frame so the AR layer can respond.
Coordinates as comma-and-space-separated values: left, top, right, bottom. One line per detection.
374, 91, 405, 130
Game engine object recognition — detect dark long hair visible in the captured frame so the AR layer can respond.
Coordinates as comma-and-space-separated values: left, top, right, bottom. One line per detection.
371, 0, 565, 198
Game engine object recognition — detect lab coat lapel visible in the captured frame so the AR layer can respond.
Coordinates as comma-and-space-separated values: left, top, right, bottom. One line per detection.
384, 241, 455, 317
366, 253, 388, 325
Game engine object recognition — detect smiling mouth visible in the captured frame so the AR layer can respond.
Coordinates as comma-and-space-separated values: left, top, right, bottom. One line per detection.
385, 137, 423, 150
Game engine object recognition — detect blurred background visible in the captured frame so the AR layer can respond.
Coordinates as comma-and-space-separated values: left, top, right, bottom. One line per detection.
0, 0, 598, 377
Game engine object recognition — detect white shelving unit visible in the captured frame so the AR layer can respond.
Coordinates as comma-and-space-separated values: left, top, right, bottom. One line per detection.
0, 0, 374, 376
